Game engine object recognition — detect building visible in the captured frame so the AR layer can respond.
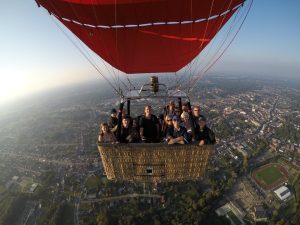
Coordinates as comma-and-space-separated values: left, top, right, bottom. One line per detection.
252, 205, 268, 222
274, 186, 291, 201
215, 201, 246, 225
12, 176, 20, 182
29, 183, 38, 193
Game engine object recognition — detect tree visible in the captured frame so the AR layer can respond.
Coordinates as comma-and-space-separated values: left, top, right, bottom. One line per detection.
96, 210, 108, 225
271, 209, 279, 222
275, 219, 285, 225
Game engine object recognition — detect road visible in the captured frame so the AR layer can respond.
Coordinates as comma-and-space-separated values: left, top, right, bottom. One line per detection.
0, 152, 94, 166
74, 196, 80, 225
81, 193, 163, 203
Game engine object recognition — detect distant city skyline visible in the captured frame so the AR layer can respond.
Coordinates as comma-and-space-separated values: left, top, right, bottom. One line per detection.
1, 0, 299, 104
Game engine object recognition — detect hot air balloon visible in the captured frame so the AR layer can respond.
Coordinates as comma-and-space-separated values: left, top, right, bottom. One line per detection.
36, 0, 252, 182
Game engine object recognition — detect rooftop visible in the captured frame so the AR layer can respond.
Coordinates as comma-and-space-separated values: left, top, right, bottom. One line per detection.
274, 186, 291, 201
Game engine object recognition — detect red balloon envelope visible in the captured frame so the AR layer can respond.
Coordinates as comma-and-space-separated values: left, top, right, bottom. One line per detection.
36, 0, 244, 74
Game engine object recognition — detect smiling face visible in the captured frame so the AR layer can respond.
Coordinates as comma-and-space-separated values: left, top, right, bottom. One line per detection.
172, 118, 180, 129
193, 106, 200, 117
101, 124, 109, 133
144, 105, 152, 117
169, 101, 175, 111
122, 118, 130, 128
165, 115, 172, 125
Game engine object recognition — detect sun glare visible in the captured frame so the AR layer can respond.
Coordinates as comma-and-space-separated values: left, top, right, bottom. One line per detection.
0, 73, 30, 104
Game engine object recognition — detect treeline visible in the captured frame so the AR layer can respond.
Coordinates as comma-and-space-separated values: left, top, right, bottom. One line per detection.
79, 181, 235, 225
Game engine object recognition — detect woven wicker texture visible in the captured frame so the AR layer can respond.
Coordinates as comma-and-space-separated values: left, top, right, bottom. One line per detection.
98, 143, 212, 182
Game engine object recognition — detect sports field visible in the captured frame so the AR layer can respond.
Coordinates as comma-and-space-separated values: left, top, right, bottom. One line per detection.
252, 163, 288, 191
255, 165, 284, 185
85, 175, 101, 193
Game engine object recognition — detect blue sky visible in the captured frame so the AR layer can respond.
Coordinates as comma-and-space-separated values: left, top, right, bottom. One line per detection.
219, 0, 300, 77
0, 0, 299, 104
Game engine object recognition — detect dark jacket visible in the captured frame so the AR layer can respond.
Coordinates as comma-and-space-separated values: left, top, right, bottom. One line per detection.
120, 126, 140, 143
109, 116, 118, 128
195, 125, 216, 145
167, 126, 190, 144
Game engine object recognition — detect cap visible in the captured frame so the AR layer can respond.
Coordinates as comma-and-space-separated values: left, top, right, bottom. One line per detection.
110, 108, 117, 114
198, 115, 207, 122
172, 115, 180, 121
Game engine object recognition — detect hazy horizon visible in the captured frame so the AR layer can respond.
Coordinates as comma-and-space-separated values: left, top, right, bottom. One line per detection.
1, 0, 299, 104
1, 72, 299, 112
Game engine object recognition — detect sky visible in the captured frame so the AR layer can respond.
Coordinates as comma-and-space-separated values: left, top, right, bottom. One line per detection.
0, 0, 299, 104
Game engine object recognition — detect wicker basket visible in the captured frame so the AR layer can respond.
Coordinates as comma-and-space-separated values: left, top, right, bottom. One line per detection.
98, 143, 213, 182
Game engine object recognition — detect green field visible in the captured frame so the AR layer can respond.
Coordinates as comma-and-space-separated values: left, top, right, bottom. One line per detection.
85, 175, 101, 193
255, 165, 284, 185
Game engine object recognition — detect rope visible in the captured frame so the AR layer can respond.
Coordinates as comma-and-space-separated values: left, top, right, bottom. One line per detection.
49, 16, 122, 96
62, 0, 122, 92
189, 0, 237, 80
47, 0, 123, 96
190, 0, 253, 91
175, 0, 217, 93
186, 0, 233, 93
89, 1, 126, 92
185, 0, 237, 91
41, 0, 252, 98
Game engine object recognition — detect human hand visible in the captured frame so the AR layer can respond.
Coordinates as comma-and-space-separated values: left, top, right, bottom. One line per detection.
168, 139, 174, 145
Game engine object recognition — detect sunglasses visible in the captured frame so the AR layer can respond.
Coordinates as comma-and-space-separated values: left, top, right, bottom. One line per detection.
167, 119, 172, 121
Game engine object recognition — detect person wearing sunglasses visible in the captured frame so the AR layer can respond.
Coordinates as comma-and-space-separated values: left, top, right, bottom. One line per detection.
162, 114, 173, 138
166, 115, 189, 145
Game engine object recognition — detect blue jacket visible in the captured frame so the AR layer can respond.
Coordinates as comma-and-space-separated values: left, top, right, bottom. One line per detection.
166, 126, 190, 143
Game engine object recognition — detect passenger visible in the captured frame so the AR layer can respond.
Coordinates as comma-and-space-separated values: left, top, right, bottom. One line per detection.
108, 108, 118, 133
166, 100, 176, 117
195, 117, 216, 146
120, 116, 140, 143
181, 102, 189, 113
121, 108, 127, 119
174, 107, 181, 117
191, 105, 204, 130
98, 123, 117, 143
192, 105, 201, 121
180, 111, 192, 135
132, 117, 139, 130
166, 115, 189, 145
162, 115, 173, 137
139, 105, 160, 142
